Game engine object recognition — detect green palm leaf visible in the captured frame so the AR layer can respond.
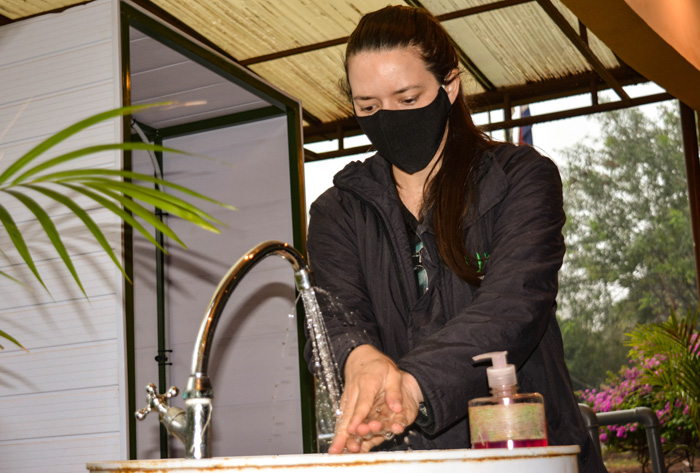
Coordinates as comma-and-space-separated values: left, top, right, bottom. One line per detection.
10, 142, 185, 184
34, 168, 236, 210
0, 329, 25, 351
0, 103, 168, 185
0, 269, 29, 288
0, 103, 235, 351
23, 184, 128, 282
77, 178, 223, 231
3, 189, 86, 296
79, 183, 188, 248
627, 307, 700, 438
60, 183, 169, 252
0, 202, 47, 291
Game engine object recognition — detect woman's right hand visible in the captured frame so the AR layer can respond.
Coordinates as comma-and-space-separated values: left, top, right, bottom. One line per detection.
328, 344, 412, 454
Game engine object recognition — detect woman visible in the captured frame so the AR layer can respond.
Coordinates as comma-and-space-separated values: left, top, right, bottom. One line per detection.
306, 5, 607, 473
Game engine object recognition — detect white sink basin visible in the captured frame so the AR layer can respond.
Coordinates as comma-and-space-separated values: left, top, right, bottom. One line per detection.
87, 445, 579, 472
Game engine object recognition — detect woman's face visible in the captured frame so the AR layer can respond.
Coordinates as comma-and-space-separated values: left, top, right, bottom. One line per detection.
347, 47, 458, 117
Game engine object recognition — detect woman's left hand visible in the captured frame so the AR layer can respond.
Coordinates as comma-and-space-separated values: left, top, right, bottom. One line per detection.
352, 370, 424, 453
329, 345, 423, 453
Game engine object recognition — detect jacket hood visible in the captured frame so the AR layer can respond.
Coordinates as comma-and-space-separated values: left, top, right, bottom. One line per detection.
332, 154, 394, 199
331, 145, 516, 226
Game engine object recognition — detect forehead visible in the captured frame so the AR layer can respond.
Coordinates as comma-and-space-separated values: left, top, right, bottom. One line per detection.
347, 47, 436, 96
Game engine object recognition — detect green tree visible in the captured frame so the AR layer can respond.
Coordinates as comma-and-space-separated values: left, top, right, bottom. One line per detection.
558, 103, 698, 389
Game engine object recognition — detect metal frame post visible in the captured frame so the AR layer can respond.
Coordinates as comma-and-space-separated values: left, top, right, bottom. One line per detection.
679, 101, 700, 299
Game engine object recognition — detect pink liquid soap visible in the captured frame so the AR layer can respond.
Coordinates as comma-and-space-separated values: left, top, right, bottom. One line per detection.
472, 438, 548, 449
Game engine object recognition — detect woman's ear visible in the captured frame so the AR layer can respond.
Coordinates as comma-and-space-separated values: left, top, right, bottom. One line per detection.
444, 68, 461, 104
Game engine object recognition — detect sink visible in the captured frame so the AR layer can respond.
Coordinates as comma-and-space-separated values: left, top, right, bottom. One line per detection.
87, 446, 579, 472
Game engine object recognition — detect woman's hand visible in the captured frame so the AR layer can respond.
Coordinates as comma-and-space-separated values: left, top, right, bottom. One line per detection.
328, 344, 423, 454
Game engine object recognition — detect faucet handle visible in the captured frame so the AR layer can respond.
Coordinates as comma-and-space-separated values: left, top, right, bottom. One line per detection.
135, 383, 180, 420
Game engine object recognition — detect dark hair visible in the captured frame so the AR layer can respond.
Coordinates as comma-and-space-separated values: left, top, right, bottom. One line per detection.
343, 5, 496, 286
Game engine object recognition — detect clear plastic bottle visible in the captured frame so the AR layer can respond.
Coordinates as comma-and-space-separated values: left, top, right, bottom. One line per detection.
468, 351, 548, 449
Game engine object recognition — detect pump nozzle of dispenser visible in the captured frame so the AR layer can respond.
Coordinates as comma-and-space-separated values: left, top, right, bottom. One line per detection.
469, 351, 548, 448
473, 351, 517, 393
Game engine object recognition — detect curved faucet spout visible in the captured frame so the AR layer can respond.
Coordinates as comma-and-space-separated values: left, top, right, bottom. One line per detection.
138, 240, 314, 459
189, 240, 313, 376
180, 240, 313, 458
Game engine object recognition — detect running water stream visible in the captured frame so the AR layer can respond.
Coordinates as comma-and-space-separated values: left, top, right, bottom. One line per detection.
300, 287, 343, 452
299, 286, 405, 452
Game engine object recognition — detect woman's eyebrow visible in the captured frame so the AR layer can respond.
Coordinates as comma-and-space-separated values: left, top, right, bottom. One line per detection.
392, 85, 422, 95
352, 94, 376, 101
353, 85, 423, 102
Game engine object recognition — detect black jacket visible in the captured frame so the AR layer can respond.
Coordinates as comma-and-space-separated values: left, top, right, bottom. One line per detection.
307, 144, 607, 473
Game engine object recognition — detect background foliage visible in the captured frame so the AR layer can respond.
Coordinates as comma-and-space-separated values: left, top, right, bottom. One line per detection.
579, 309, 699, 471
558, 103, 698, 390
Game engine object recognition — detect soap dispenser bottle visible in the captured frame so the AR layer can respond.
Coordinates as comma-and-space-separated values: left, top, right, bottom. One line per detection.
468, 351, 548, 449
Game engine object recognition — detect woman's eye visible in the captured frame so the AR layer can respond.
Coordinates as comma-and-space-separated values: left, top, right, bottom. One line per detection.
359, 105, 376, 114
401, 97, 418, 106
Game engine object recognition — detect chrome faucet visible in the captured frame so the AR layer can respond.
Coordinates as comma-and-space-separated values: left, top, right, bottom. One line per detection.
136, 240, 314, 459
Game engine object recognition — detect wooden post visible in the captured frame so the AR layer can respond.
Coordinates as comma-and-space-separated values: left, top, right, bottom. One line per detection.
679, 101, 700, 299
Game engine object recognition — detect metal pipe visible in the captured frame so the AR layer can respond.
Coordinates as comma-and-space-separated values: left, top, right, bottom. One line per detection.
596, 407, 665, 473
577, 404, 602, 459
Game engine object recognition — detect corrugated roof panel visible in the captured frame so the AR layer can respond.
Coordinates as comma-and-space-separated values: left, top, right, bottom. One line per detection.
587, 31, 620, 69
421, 0, 507, 16
441, 2, 592, 88
0, 0, 83, 19
550, 0, 620, 69
249, 45, 352, 123
150, 0, 404, 61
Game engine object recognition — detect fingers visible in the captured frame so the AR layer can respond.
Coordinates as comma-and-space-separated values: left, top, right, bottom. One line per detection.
328, 410, 350, 454
359, 434, 388, 453
329, 346, 424, 455
367, 419, 383, 434
346, 388, 380, 435
345, 435, 362, 453
384, 368, 404, 413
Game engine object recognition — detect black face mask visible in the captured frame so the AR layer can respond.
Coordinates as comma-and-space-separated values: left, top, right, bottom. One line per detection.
355, 87, 452, 174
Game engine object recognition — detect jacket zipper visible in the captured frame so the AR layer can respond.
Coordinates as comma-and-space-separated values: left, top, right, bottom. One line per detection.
351, 193, 412, 317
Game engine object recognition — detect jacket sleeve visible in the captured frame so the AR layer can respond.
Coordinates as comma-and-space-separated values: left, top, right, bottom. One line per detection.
397, 148, 567, 435
304, 187, 382, 379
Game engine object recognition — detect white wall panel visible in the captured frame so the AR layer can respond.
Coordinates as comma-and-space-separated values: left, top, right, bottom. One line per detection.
0, 83, 117, 145
0, 434, 121, 473
0, 0, 126, 471
0, 1, 113, 66
133, 116, 303, 458
0, 41, 115, 102
0, 387, 121, 441
0, 295, 119, 352
0, 122, 117, 174
0, 208, 120, 262
0, 341, 119, 396
0, 252, 124, 310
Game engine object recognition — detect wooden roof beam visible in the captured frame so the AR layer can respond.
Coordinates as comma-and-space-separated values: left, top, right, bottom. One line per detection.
303, 65, 647, 144
240, 37, 348, 67
241, 0, 533, 93
562, 0, 700, 111
535, 0, 630, 102
433, 0, 535, 21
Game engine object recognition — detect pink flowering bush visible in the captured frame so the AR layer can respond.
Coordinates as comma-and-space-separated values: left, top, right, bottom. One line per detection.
578, 309, 699, 471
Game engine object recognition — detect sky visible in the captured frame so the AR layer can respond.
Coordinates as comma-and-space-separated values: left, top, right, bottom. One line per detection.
302, 82, 668, 214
